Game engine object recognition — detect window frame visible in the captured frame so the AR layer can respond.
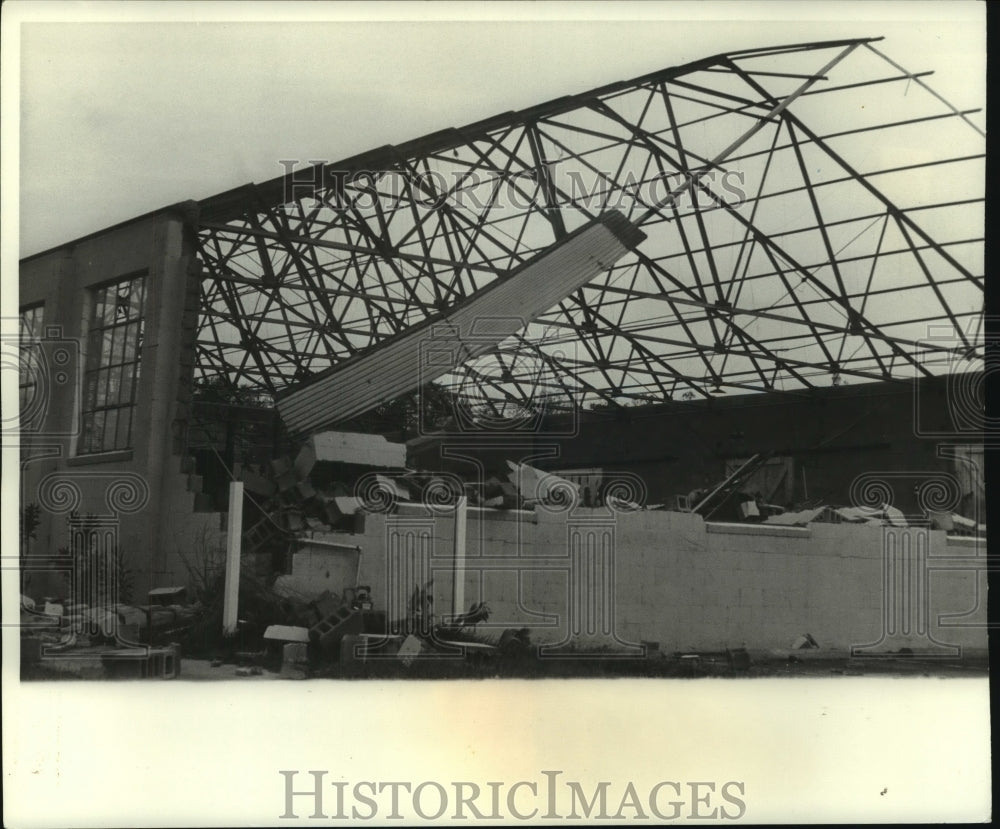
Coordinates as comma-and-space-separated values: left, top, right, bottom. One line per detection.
77, 272, 148, 456
18, 303, 46, 431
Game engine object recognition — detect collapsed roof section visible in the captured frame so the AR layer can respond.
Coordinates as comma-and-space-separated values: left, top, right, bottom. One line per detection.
192, 37, 984, 418
276, 210, 645, 434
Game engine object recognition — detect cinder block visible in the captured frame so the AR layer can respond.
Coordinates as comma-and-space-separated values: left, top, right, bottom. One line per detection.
264, 625, 310, 643
102, 645, 180, 679
282, 642, 309, 666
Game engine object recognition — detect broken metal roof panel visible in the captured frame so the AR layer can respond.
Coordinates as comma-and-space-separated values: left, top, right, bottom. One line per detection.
276, 211, 644, 434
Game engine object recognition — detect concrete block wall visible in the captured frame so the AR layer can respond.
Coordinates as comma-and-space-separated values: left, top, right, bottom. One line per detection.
156, 452, 228, 591
288, 506, 988, 653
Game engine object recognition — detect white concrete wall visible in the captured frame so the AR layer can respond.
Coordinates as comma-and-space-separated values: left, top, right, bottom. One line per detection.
288, 505, 987, 653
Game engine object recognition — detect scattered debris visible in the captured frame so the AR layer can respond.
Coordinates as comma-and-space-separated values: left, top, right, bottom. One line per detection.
309, 603, 364, 653
686, 454, 773, 520
764, 507, 830, 526
927, 511, 986, 535
397, 634, 423, 667
792, 633, 820, 649
606, 494, 643, 512
498, 628, 533, 658
437, 602, 490, 638
506, 460, 580, 505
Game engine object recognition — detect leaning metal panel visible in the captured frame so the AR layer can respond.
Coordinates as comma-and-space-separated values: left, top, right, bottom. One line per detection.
192, 38, 984, 418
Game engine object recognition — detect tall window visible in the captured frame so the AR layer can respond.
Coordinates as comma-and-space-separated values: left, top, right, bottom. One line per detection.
79, 274, 147, 454
18, 304, 45, 430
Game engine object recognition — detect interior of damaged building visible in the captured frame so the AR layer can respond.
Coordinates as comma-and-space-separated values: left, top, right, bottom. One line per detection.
17, 37, 986, 680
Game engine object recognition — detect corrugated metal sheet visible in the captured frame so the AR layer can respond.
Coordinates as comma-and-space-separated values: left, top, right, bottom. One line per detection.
276, 210, 645, 435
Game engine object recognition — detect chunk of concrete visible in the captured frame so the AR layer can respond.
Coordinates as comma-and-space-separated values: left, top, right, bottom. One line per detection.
506, 460, 579, 503
792, 633, 820, 649
607, 494, 642, 512
884, 504, 907, 527
397, 634, 423, 666
283, 642, 309, 663
281, 642, 310, 678
298, 431, 407, 473
321, 496, 361, 523
263, 625, 310, 643
148, 587, 186, 606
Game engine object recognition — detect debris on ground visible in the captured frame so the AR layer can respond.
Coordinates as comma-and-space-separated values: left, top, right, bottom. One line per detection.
280, 642, 310, 679
263, 625, 310, 643
397, 634, 423, 667
506, 460, 579, 506
792, 633, 820, 649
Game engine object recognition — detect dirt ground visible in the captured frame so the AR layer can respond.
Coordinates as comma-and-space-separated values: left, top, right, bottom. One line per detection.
21, 648, 988, 681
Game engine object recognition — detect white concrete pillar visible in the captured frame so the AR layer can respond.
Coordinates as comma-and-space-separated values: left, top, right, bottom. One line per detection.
452, 495, 467, 618
222, 481, 244, 636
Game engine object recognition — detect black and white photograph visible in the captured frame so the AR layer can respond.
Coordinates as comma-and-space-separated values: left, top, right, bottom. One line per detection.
2, 1, 990, 825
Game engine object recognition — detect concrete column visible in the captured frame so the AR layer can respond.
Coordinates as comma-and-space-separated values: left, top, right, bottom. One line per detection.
222, 481, 244, 636
139, 217, 192, 583
452, 495, 467, 618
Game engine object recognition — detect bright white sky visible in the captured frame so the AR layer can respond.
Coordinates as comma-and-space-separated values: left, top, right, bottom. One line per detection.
6, 1, 985, 258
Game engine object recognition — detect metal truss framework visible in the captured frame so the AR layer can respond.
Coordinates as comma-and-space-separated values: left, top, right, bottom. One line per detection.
193, 37, 984, 418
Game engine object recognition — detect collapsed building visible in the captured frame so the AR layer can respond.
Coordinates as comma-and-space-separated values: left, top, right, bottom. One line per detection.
16, 37, 986, 670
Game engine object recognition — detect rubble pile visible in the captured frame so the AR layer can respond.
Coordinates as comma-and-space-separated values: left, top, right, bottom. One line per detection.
239, 581, 537, 678
676, 455, 985, 531
19, 590, 196, 680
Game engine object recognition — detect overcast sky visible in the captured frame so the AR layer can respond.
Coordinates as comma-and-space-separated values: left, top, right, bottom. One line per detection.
7, 1, 986, 258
